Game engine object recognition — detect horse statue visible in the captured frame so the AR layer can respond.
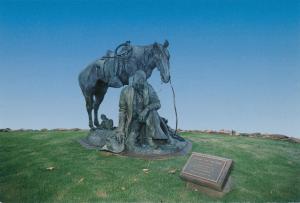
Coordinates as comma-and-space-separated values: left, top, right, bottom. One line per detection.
78, 40, 171, 129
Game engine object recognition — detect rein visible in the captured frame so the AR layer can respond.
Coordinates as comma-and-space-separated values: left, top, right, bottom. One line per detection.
169, 77, 178, 134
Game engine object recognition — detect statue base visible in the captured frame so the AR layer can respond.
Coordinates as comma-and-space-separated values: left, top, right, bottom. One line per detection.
120, 140, 192, 159
79, 128, 192, 159
79, 129, 124, 153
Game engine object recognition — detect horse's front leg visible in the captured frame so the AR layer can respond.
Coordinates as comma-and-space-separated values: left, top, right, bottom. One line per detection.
93, 102, 100, 128
94, 85, 108, 128
85, 95, 94, 129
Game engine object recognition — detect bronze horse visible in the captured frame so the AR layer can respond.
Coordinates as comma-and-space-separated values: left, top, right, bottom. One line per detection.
78, 40, 171, 129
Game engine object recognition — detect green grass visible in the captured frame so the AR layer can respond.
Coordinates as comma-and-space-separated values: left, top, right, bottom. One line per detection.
1, 131, 299, 202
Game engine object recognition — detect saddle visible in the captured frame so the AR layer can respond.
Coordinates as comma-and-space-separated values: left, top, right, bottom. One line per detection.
101, 41, 133, 87
102, 41, 133, 59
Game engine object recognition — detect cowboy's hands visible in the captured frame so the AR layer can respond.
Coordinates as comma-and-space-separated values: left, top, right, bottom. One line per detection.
139, 108, 148, 123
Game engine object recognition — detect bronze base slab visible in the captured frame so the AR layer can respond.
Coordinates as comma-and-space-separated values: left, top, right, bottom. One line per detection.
118, 140, 192, 160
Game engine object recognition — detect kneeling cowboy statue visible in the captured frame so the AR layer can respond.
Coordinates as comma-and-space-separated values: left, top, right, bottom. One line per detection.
117, 70, 169, 149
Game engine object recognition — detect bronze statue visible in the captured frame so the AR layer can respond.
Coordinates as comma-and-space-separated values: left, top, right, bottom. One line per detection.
78, 41, 171, 129
79, 41, 191, 157
99, 114, 114, 130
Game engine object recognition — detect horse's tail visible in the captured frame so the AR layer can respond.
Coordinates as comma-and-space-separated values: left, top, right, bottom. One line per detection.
78, 68, 86, 91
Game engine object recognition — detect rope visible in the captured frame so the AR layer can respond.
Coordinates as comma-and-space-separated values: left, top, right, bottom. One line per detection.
101, 41, 133, 59
169, 78, 178, 134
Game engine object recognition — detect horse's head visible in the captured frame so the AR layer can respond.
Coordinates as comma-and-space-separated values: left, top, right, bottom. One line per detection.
152, 40, 171, 83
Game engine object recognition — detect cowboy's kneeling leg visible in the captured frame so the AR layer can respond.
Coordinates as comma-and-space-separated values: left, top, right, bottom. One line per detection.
125, 120, 140, 150
145, 111, 168, 147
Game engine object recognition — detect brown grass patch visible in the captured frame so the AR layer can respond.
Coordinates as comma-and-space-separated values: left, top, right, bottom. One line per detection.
96, 190, 108, 198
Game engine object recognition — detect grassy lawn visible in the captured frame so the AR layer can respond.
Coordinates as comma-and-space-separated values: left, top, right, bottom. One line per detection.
0, 131, 299, 202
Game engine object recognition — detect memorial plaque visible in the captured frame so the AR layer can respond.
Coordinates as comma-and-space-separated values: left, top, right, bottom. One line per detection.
180, 152, 233, 192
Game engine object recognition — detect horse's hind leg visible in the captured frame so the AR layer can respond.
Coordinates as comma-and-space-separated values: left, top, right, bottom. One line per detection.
85, 94, 94, 129
94, 83, 108, 128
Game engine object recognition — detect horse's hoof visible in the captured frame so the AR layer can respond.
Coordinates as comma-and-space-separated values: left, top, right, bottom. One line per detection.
94, 122, 100, 128
90, 127, 96, 132
89, 124, 95, 130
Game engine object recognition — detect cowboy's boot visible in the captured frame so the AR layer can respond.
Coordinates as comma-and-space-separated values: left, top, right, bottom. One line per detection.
147, 137, 156, 148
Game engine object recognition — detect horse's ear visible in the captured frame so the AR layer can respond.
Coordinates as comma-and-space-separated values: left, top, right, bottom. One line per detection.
163, 40, 169, 48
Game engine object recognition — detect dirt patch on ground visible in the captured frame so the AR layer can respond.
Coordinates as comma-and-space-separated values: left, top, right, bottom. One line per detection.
96, 190, 108, 198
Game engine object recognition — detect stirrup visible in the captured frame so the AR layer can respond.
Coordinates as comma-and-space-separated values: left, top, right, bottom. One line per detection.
147, 138, 156, 147
108, 77, 123, 88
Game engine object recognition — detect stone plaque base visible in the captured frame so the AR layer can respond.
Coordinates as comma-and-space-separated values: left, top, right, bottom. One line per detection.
187, 176, 233, 198
180, 152, 233, 196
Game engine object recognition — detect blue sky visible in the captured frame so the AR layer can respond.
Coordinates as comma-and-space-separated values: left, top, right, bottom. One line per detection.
0, 0, 299, 137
